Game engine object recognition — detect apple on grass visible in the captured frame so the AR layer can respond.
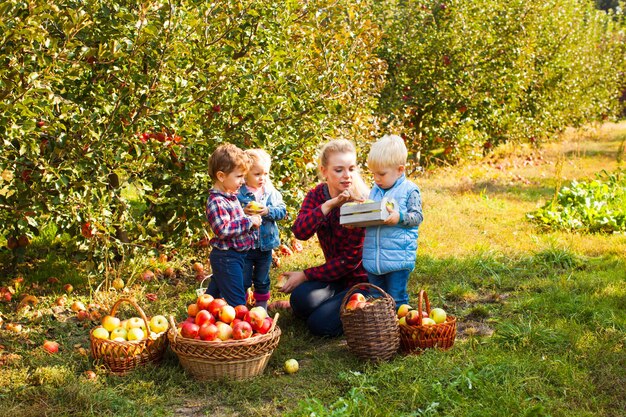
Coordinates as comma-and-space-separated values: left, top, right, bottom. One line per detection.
101, 315, 121, 332
284, 359, 299, 374
43, 340, 59, 354
149, 315, 169, 334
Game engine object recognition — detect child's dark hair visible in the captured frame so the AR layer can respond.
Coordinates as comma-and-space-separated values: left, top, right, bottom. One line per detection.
208, 143, 250, 181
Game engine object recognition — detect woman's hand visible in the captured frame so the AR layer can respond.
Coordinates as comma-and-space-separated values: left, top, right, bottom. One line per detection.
278, 271, 307, 294
321, 190, 357, 215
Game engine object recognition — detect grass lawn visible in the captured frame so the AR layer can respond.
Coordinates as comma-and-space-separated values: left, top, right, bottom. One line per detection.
0, 122, 624, 417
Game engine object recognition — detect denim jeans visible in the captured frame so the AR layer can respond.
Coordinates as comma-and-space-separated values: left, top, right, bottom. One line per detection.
243, 248, 272, 297
207, 248, 248, 306
367, 269, 411, 307
290, 280, 350, 337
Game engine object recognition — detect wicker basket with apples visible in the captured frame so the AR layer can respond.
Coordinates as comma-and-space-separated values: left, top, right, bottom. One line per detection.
397, 289, 456, 354
340, 283, 400, 362
167, 294, 281, 380
89, 297, 169, 374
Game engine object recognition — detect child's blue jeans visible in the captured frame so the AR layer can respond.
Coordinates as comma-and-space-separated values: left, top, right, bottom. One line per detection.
367, 269, 411, 307
243, 248, 272, 298
207, 248, 248, 307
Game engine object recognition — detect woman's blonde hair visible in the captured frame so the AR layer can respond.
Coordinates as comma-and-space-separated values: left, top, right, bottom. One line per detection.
318, 139, 369, 199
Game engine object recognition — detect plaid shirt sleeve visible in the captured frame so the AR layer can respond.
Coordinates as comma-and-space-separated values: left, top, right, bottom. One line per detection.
292, 185, 366, 286
206, 195, 253, 239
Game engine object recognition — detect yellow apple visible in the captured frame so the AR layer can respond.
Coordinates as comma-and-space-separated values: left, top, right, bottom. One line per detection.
110, 327, 128, 340
149, 315, 168, 334
112, 277, 125, 290
101, 315, 121, 332
127, 327, 145, 341
429, 308, 447, 324
127, 317, 146, 330
421, 317, 436, 326
92, 326, 110, 340
284, 359, 299, 374
397, 304, 412, 318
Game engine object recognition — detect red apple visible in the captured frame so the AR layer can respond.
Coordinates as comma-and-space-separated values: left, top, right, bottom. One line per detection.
141, 270, 155, 282
218, 305, 236, 324
405, 310, 421, 326
349, 293, 366, 303
208, 298, 228, 317
345, 300, 361, 310
63, 283, 74, 294
256, 317, 273, 334
194, 309, 215, 326
196, 294, 214, 311
187, 303, 199, 317
248, 306, 268, 331
232, 320, 253, 340
198, 323, 218, 341
180, 321, 200, 339
234, 304, 249, 320
43, 340, 59, 354
192, 262, 204, 273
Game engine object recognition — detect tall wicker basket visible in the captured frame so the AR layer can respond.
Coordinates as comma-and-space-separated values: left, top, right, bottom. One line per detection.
89, 298, 169, 375
398, 290, 456, 354
167, 314, 281, 380
340, 283, 399, 362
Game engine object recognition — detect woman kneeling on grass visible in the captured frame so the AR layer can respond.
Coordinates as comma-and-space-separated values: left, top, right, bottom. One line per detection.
277, 139, 369, 336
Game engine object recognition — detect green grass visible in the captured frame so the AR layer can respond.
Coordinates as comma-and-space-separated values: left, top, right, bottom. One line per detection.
1, 122, 625, 416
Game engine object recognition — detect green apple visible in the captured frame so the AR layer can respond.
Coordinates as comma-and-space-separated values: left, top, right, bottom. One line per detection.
421, 317, 436, 326
127, 327, 145, 341
92, 326, 110, 340
429, 308, 447, 324
149, 315, 169, 334
110, 327, 128, 340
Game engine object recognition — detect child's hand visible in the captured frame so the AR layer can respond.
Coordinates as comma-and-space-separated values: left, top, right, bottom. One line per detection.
383, 205, 400, 225
250, 214, 262, 228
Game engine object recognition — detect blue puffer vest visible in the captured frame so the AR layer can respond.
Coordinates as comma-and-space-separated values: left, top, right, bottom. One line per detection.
362, 175, 420, 275
237, 182, 286, 251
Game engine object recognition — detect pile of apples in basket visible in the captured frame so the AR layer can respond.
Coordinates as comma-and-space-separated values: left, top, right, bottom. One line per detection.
177, 294, 274, 341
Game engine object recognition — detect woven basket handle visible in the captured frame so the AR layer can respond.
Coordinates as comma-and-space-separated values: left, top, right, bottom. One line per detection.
340, 282, 394, 312
169, 315, 178, 343
416, 290, 431, 326
270, 313, 279, 333
110, 297, 153, 334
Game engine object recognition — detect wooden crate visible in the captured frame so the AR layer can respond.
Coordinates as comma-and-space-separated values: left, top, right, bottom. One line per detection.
340, 198, 396, 227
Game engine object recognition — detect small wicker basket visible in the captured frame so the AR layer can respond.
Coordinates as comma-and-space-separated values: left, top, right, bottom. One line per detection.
89, 298, 169, 375
340, 283, 400, 362
167, 314, 281, 380
398, 290, 456, 354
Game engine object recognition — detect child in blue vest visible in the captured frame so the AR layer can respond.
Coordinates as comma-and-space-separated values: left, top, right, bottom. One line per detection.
362, 135, 423, 307
237, 149, 287, 309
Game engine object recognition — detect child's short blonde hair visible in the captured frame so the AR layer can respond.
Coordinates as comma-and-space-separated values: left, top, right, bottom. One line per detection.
367, 134, 408, 170
245, 148, 272, 169
208, 143, 250, 181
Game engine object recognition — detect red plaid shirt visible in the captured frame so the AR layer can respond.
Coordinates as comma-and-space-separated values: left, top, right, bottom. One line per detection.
292, 183, 367, 289
206, 189, 256, 251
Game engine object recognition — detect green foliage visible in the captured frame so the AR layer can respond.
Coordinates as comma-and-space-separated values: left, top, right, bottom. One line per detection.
375, 0, 626, 168
528, 169, 626, 233
0, 0, 385, 267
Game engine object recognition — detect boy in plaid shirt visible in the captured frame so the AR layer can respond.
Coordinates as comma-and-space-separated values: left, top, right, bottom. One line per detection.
205, 144, 261, 306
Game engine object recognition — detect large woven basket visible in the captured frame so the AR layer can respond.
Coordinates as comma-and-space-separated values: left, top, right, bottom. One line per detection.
398, 290, 456, 354
340, 283, 399, 362
89, 298, 168, 374
167, 314, 281, 380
